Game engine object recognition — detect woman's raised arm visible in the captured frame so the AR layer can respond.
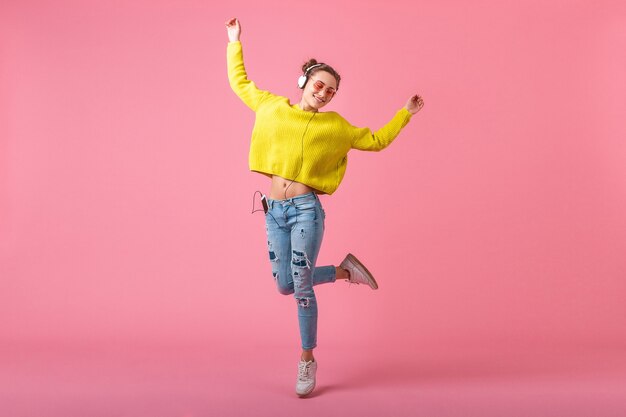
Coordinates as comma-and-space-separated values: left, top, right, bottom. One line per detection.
225, 18, 270, 111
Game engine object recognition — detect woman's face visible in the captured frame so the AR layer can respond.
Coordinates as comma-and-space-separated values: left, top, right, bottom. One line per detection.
301, 70, 338, 111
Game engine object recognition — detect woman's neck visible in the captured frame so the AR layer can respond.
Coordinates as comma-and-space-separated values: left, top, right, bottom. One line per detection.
298, 100, 318, 113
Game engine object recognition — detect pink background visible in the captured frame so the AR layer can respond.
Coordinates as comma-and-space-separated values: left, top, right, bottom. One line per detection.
2, 0, 626, 416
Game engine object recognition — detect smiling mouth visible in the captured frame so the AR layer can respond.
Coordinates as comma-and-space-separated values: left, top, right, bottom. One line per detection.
313, 95, 325, 103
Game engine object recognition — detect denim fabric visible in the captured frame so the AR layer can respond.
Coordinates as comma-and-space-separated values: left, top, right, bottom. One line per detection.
265, 192, 336, 350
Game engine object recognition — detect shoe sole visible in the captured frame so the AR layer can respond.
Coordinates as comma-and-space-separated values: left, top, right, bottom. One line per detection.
346, 253, 379, 289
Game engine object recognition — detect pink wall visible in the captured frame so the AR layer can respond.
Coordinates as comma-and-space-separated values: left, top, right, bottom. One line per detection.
1, 0, 625, 354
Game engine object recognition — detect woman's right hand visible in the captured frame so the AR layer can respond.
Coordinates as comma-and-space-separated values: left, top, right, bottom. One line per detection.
225, 18, 241, 42
405, 94, 424, 114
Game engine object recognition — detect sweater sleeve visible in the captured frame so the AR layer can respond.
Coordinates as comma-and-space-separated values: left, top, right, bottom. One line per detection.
350, 107, 413, 151
227, 41, 270, 111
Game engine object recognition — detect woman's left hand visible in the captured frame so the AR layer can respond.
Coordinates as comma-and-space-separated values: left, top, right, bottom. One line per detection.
405, 94, 424, 114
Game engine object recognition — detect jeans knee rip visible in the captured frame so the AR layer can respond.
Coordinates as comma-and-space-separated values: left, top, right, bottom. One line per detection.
296, 297, 311, 308
291, 250, 310, 269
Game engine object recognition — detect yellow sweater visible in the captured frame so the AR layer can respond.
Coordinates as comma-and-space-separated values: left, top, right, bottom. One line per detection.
227, 41, 412, 195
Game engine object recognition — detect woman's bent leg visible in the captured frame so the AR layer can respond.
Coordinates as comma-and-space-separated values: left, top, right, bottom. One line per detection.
312, 265, 336, 285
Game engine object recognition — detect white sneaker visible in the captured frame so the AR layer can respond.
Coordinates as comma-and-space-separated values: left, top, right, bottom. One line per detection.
340, 253, 379, 289
296, 359, 317, 397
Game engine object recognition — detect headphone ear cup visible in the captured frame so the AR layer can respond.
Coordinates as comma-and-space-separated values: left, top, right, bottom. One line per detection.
297, 75, 307, 89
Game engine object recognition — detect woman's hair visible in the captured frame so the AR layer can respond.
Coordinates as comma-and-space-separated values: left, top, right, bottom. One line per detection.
302, 59, 341, 90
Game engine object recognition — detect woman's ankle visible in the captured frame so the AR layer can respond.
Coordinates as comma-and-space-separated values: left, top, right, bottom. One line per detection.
335, 266, 349, 280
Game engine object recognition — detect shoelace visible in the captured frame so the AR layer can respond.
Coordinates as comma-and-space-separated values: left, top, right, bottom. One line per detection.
298, 361, 312, 380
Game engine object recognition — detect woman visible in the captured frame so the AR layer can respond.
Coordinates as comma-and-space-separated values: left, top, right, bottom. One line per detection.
225, 17, 424, 397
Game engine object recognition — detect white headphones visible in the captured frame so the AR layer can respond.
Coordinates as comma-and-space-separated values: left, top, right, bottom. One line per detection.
297, 63, 324, 89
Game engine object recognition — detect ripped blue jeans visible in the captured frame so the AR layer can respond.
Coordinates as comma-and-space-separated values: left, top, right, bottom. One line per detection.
265, 192, 336, 350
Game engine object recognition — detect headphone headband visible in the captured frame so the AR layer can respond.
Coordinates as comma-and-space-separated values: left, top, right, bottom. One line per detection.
304, 63, 324, 75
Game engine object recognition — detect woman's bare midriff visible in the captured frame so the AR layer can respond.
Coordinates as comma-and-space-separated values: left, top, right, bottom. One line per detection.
269, 175, 318, 200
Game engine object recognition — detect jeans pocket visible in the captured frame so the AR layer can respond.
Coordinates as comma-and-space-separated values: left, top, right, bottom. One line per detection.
296, 204, 317, 221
